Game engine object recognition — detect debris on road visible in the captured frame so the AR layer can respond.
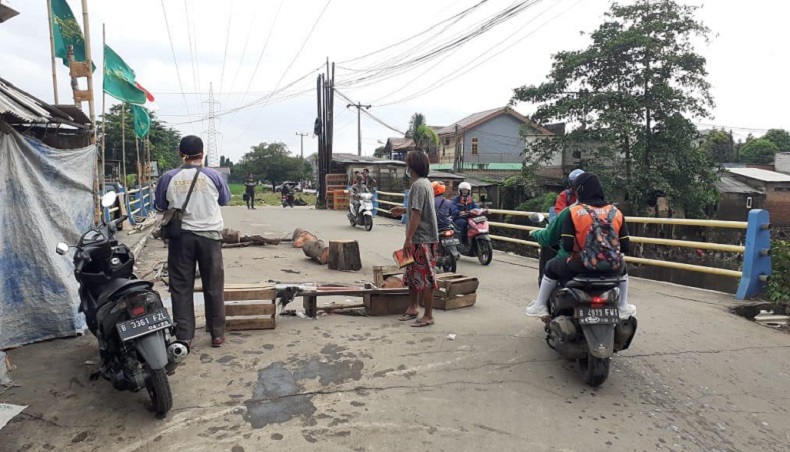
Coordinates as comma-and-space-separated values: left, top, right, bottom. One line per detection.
221, 228, 286, 248
447, 333, 457, 341
0, 403, 27, 432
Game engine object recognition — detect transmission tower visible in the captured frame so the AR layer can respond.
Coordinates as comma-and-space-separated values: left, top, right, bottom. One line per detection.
202, 82, 221, 167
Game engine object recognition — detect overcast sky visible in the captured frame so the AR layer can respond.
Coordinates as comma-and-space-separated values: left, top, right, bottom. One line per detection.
1, 0, 788, 162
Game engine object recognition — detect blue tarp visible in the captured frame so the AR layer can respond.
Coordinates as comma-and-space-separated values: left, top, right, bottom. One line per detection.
0, 122, 94, 348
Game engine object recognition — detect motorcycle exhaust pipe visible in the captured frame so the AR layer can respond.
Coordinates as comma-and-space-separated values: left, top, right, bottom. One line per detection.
167, 341, 190, 364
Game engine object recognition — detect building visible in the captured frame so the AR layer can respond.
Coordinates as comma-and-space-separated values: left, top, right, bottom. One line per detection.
775, 153, 790, 175
433, 106, 554, 171
330, 154, 407, 191
383, 137, 414, 161
713, 174, 765, 222
725, 167, 790, 225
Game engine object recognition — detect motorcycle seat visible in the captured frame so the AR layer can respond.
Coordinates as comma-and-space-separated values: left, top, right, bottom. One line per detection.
564, 275, 623, 290
97, 278, 154, 307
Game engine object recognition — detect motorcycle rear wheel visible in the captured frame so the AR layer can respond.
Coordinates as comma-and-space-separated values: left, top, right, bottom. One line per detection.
578, 354, 610, 387
146, 368, 173, 415
364, 216, 373, 231
477, 240, 493, 265
440, 250, 457, 273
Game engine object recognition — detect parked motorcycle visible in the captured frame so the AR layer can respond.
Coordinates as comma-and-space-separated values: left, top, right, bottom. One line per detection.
281, 192, 295, 208
454, 207, 493, 265
544, 275, 637, 387
56, 192, 187, 416
437, 228, 460, 273
348, 192, 374, 231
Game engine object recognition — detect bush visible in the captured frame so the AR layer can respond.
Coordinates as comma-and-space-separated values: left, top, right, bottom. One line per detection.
767, 240, 790, 302
516, 192, 557, 213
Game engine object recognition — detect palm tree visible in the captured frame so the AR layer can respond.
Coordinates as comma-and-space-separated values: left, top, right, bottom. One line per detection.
407, 113, 426, 138
406, 112, 438, 153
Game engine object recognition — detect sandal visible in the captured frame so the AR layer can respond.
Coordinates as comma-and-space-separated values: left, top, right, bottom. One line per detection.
398, 312, 419, 321
411, 318, 434, 327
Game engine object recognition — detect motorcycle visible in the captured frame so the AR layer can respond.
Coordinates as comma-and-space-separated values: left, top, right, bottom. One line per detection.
437, 228, 460, 273
544, 275, 637, 387
454, 207, 493, 265
348, 192, 374, 231
55, 192, 187, 416
281, 192, 295, 208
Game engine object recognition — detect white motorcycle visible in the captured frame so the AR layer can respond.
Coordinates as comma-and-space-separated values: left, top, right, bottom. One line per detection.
348, 192, 374, 231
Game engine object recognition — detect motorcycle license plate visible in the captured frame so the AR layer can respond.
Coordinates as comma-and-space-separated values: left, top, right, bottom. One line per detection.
472, 216, 486, 223
116, 309, 172, 342
575, 306, 619, 325
442, 238, 460, 246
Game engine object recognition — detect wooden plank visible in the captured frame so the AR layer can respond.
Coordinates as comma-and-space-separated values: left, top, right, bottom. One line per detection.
304, 296, 317, 318
195, 283, 276, 291
225, 301, 276, 317
226, 316, 276, 331
223, 289, 277, 302
432, 293, 477, 310
373, 265, 399, 287
446, 278, 479, 299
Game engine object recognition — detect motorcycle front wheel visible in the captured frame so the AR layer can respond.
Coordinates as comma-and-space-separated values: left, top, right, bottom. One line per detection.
579, 355, 610, 387
364, 216, 373, 231
146, 368, 173, 415
477, 240, 493, 265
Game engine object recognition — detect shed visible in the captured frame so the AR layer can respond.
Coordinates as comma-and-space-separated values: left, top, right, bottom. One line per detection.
331, 153, 407, 191
725, 167, 790, 226
712, 174, 765, 222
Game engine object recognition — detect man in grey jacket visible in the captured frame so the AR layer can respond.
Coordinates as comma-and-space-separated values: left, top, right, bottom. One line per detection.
155, 136, 231, 348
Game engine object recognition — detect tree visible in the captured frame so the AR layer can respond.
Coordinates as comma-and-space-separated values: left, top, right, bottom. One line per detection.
406, 113, 426, 138
740, 139, 779, 165
701, 129, 733, 163
98, 104, 182, 176
219, 155, 234, 168
232, 142, 311, 184
373, 146, 387, 158
510, 0, 718, 217
763, 129, 790, 153
406, 112, 438, 153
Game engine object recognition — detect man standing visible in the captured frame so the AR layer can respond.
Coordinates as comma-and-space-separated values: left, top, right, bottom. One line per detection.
391, 151, 439, 327
155, 136, 231, 348
363, 168, 377, 190
244, 173, 257, 210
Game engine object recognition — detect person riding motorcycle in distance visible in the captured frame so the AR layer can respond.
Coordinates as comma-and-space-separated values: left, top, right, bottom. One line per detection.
351, 174, 369, 215
554, 168, 585, 214
452, 182, 478, 239
433, 181, 458, 232
526, 172, 636, 319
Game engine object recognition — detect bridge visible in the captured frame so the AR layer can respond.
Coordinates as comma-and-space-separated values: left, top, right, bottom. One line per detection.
3, 203, 788, 452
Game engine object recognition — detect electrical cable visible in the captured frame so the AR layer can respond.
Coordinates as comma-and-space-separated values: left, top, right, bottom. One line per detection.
218, 0, 235, 98
160, 0, 195, 132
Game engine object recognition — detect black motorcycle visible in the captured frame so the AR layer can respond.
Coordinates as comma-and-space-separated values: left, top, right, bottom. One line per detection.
282, 192, 295, 208
544, 275, 637, 387
56, 192, 188, 416
437, 228, 460, 273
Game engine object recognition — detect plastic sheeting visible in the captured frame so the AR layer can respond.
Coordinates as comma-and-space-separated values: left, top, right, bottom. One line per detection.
0, 123, 95, 349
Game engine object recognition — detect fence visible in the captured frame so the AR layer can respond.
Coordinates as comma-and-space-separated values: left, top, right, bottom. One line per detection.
374, 196, 773, 300
103, 184, 157, 226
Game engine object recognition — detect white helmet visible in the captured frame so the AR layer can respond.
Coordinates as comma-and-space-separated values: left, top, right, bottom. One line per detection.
569, 169, 585, 182
458, 182, 471, 193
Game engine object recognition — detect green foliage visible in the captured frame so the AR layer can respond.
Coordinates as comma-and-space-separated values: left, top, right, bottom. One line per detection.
226, 183, 316, 206
740, 139, 779, 165
373, 146, 387, 158
219, 155, 234, 167
406, 113, 439, 153
510, 0, 718, 217
407, 113, 426, 137
701, 129, 733, 163
762, 129, 790, 153
767, 240, 790, 303
98, 104, 182, 175
516, 192, 557, 213
231, 142, 311, 185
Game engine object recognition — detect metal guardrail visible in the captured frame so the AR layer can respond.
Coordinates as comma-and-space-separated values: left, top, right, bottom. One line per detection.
102, 184, 156, 226
374, 193, 772, 299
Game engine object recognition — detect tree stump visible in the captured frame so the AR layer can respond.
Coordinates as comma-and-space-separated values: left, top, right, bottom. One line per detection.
303, 240, 329, 265
292, 228, 318, 248
328, 240, 362, 271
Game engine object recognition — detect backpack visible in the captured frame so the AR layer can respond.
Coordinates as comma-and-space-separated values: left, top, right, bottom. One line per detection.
578, 204, 622, 272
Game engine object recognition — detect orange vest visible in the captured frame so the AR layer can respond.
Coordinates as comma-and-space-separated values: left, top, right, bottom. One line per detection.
569, 204, 623, 255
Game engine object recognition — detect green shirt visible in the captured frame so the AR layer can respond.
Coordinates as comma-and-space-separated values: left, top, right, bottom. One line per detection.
532, 207, 571, 258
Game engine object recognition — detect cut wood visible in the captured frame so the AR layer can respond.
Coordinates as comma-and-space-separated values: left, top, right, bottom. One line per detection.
381, 276, 405, 288
226, 316, 276, 331
303, 239, 329, 264
292, 228, 318, 248
328, 240, 362, 271
225, 300, 276, 317
222, 228, 281, 246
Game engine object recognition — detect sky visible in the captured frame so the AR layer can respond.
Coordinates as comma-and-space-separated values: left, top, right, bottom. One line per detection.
1, 0, 788, 163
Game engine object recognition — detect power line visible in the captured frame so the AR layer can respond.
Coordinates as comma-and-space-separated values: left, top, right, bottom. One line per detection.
184, 0, 200, 107
239, 0, 285, 107
218, 0, 235, 98
228, 6, 259, 94
160, 0, 194, 132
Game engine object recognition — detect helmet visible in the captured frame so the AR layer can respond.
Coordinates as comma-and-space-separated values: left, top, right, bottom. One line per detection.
458, 182, 471, 194
432, 181, 446, 196
569, 169, 585, 182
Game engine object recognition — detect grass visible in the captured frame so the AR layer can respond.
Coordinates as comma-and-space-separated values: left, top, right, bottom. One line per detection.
228, 183, 316, 207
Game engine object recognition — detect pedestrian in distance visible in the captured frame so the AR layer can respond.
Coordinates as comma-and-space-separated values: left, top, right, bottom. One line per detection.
391, 151, 439, 327
155, 135, 231, 348
244, 173, 257, 210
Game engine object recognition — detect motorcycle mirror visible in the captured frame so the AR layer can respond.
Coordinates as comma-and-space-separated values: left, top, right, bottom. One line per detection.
529, 213, 546, 223
101, 191, 118, 208
56, 242, 69, 255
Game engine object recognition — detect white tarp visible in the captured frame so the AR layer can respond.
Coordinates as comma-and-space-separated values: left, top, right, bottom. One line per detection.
0, 122, 94, 349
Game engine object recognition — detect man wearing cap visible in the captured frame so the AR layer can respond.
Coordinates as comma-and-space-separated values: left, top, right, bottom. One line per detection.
155, 136, 231, 349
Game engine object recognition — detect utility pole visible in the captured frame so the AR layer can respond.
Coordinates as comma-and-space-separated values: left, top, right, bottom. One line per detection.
295, 132, 309, 159
203, 82, 220, 167
347, 102, 371, 156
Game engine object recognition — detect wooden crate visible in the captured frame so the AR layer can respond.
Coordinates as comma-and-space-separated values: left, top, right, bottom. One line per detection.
363, 291, 412, 316
195, 284, 277, 331
373, 265, 402, 287
429, 274, 479, 310
333, 189, 350, 211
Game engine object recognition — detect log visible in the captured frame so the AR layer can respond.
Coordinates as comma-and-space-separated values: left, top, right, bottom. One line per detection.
303, 239, 329, 264
328, 240, 362, 271
292, 228, 318, 248
381, 276, 405, 288
222, 228, 282, 246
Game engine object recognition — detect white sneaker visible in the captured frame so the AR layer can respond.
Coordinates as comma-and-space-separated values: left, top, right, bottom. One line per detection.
619, 304, 636, 319
526, 301, 549, 318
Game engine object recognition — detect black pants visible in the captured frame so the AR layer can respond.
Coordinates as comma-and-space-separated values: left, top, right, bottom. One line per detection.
246, 190, 255, 209
544, 255, 627, 281
168, 232, 225, 340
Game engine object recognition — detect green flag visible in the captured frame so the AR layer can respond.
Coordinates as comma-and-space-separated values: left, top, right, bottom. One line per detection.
131, 104, 150, 139
103, 45, 146, 104
50, 0, 95, 71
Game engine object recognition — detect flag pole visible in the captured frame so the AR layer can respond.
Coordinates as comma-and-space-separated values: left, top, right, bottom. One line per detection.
135, 134, 141, 189
121, 103, 127, 186
80, 0, 96, 133
46, 0, 59, 104
101, 23, 106, 194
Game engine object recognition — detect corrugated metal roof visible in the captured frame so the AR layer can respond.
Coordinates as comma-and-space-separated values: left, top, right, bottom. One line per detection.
715, 176, 764, 194
726, 167, 790, 182
0, 78, 51, 123
333, 153, 406, 166
437, 108, 502, 135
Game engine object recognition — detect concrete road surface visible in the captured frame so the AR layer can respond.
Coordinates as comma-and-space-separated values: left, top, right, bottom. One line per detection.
3, 207, 790, 452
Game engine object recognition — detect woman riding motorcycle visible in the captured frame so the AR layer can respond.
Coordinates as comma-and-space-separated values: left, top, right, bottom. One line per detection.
452, 182, 478, 239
